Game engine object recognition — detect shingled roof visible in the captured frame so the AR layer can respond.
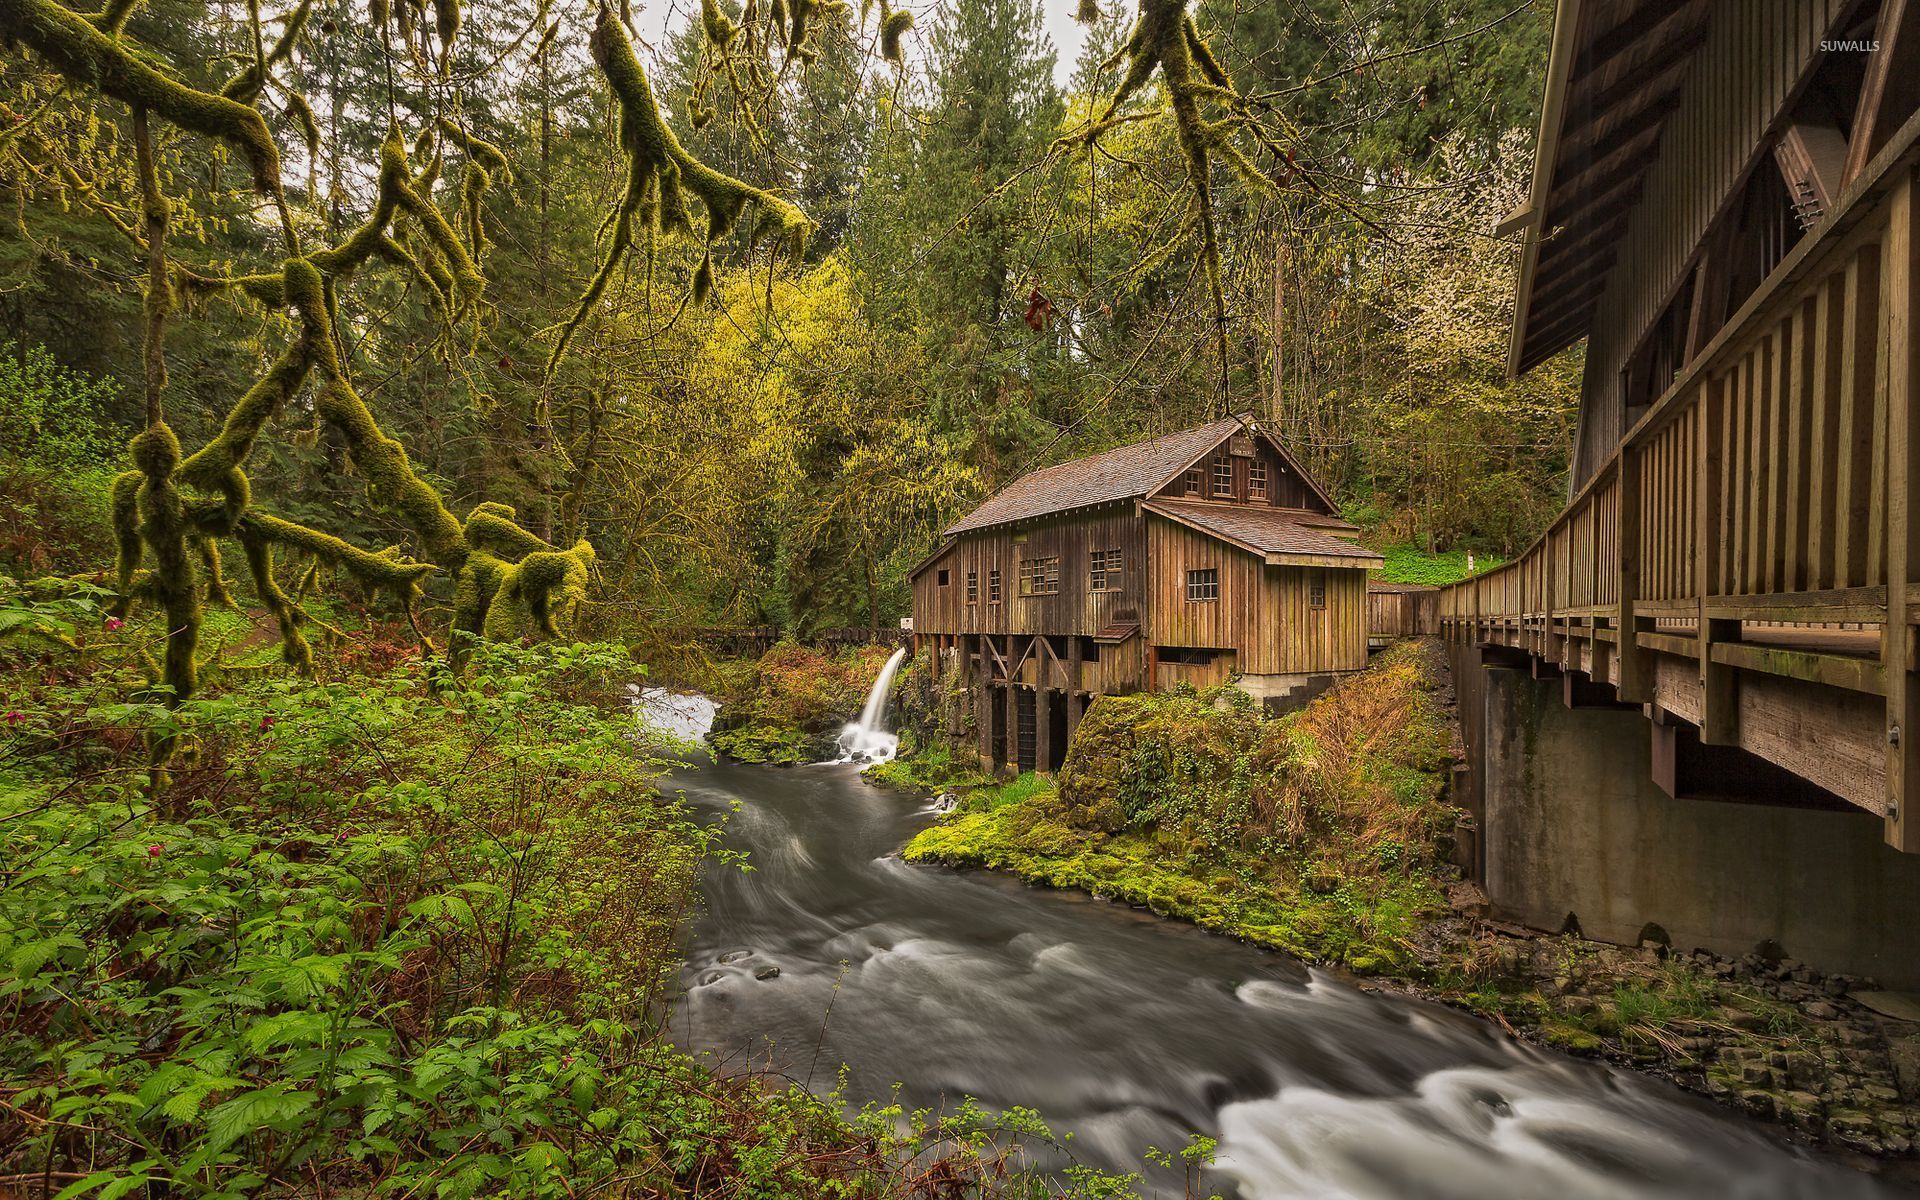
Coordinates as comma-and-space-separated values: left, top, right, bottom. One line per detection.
1143, 500, 1382, 564
946, 415, 1254, 535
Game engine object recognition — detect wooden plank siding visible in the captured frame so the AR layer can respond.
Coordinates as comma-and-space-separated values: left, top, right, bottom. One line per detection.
1145, 516, 1368, 675
910, 507, 1147, 641
1572, 0, 1851, 486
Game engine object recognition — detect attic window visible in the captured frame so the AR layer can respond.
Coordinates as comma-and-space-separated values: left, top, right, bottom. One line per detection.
1184, 468, 1203, 496
1211, 455, 1233, 497
1249, 460, 1267, 499
937, 569, 950, 586
1186, 568, 1219, 602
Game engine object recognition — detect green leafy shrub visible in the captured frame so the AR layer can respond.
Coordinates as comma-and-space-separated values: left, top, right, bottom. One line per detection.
0, 343, 127, 574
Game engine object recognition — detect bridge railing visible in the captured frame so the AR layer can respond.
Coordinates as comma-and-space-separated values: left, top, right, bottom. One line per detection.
1441, 126, 1920, 850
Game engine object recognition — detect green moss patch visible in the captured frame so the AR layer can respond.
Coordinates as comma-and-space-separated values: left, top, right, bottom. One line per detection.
903, 643, 1457, 973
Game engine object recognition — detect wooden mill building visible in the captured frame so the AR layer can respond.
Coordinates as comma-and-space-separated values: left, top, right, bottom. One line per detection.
909, 415, 1381, 774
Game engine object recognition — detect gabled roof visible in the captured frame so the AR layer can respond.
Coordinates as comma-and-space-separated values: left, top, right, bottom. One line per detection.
945, 414, 1333, 535
1143, 500, 1383, 566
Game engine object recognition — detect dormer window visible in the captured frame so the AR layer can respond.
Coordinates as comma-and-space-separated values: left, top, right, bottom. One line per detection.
1184, 468, 1203, 495
1211, 455, 1233, 497
1249, 459, 1267, 499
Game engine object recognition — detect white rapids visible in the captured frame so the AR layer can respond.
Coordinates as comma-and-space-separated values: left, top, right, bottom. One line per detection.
833, 645, 909, 764
629, 684, 719, 748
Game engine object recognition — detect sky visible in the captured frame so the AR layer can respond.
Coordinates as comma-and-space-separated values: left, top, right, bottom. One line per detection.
636, 0, 1093, 87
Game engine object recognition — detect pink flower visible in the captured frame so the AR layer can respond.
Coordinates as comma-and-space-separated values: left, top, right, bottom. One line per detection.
104, 616, 124, 632
146, 844, 165, 858
560, 1054, 575, 1067
3, 711, 21, 726
258, 715, 276, 732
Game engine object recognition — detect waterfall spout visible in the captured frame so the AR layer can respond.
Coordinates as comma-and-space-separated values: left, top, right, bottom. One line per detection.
836, 645, 909, 764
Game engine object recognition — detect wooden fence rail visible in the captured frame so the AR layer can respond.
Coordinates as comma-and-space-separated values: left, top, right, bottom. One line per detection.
1440, 138, 1920, 851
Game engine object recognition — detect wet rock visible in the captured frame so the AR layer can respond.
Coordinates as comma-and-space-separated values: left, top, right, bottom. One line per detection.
1741, 1062, 1775, 1087
1740, 1090, 1778, 1119
754, 965, 781, 980
1805, 1000, 1841, 1020
718, 950, 752, 964
700, 970, 724, 986
1782, 1091, 1825, 1134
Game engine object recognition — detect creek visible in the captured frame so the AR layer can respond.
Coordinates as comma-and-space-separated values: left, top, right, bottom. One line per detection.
646, 738, 1912, 1199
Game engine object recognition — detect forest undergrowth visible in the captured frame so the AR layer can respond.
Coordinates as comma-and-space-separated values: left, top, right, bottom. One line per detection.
0, 579, 1137, 1199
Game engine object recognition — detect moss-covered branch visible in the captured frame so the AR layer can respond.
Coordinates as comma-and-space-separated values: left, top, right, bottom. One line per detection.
549, 2, 812, 376
0, 0, 282, 191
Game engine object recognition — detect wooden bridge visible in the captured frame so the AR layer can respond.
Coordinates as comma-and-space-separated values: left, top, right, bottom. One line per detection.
1441, 142, 1920, 852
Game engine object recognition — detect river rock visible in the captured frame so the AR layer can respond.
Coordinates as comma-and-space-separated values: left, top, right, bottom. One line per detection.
755, 965, 781, 980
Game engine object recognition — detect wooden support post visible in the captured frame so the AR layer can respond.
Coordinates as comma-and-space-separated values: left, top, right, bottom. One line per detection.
976, 639, 994, 770
1884, 168, 1920, 850
1004, 683, 1020, 777
1698, 375, 1739, 744
1067, 692, 1085, 748
1650, 706, 1681, 799
1542, 532, 1556, 662
1035, 686, 1052, 775
1617, 446, 1649, 702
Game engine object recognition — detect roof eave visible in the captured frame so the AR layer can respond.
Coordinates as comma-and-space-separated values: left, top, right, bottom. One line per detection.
1264, 551, 1385, 568
1509, 0, 1587, 380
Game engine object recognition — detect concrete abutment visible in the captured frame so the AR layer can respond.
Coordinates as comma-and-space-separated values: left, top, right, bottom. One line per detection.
1448, 643, 1920, 988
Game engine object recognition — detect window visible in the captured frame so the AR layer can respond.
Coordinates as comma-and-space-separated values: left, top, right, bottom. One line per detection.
1308, 569, 1326, 610
1019, 556, 1060, 596
1186, 568, 1219, 602
987, 568, 1002, 604
1089, 547, 1123, 591
1183, 468, 1203, 496
937, 569, 950, 586
965, 570, 978, 604
1158, 646, 1214, 665
1249, 459, 1267, 499
1211, 454, 1233, 497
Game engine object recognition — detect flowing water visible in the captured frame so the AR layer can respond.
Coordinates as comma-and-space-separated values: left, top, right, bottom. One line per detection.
834, 645, 910, 764
641, 702, 1913, 1198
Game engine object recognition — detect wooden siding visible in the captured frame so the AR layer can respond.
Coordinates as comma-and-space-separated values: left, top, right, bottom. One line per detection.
1574, 0, 1849, 484
1144, 516, 1368, 675
910, 507, 1146, 639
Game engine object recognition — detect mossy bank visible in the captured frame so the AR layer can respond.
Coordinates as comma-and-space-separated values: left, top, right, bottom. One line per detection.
897, 641, 1920, 1165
